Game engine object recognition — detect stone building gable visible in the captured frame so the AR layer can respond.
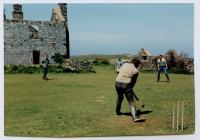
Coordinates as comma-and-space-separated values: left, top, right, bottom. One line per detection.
29, 25, 39, 39
4, 20, 66, 65
4, 4, 70, 65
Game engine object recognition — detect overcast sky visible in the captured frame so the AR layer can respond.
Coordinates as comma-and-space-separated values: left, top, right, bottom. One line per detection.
4, 3, 194, 57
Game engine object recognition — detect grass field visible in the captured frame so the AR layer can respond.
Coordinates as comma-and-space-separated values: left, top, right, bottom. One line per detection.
4, 65, 195, 137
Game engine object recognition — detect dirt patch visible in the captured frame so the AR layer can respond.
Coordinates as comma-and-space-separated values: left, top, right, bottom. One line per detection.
95, 96, 105, 104
106, 115, 171, 130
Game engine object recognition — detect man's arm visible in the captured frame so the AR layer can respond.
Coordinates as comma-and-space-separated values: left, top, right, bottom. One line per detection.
157, 60, 159, 70
165, 59, 168, 69
130, 73, 139, 88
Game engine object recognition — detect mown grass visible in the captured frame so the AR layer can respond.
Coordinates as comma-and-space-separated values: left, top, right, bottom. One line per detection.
4, 65, 195, 137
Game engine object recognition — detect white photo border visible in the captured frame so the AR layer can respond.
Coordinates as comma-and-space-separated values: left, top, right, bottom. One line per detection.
0, 0, 199, 140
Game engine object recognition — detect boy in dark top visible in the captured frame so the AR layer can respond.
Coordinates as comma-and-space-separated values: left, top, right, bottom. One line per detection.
42, 55, 49, 80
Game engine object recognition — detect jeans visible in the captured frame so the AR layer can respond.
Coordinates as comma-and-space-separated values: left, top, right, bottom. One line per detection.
157, 66, 169, 81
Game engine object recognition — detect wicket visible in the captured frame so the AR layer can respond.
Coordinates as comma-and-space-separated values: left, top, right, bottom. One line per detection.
172, 100, 184, 131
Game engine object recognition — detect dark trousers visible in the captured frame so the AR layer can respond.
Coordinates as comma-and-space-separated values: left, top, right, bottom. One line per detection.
43, 67, 48, 79
115, 74, 138, 114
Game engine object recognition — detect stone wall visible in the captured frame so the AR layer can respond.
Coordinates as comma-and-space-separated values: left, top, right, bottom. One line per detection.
64, 60, 94, 72
4, 19, 66, 65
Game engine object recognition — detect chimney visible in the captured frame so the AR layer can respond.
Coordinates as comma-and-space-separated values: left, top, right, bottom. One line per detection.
12, 4, 23, 20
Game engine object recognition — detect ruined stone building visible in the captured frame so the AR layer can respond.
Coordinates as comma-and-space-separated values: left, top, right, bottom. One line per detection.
137, 48, 155, 70
137, 48, 152, 61
4, 4, 70, 65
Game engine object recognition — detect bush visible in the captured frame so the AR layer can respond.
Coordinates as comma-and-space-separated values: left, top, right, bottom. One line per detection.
4, 64, 95, 74
93, 57, 110, 65
48, 65, 64, 73
4, 65, 41, 74
51, 53, 65, 65
170, 68, 191, 74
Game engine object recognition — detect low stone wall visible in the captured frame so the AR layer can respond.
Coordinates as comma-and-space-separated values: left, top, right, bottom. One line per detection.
4, 60, 94, 73
64, 60, 94, 72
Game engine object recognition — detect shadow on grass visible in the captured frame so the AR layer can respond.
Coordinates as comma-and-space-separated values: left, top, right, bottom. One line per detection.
159, 80, 170, 82
137, 110, 153, 116
46, 78, 59, 81
121, 110, 153, 116
122, 112, 132, 116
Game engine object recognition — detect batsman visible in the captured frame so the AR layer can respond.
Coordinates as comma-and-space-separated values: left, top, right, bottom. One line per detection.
115, 58, 145, 122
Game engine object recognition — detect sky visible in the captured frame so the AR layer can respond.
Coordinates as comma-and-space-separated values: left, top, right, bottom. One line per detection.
4, 3, 194, 57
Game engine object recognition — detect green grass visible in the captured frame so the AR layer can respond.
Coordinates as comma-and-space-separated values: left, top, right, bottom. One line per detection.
4, 66, 195, 137
71, 54, 131, 61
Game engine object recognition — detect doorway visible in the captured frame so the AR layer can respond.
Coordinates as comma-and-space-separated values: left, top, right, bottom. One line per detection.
33, 50, 40, 64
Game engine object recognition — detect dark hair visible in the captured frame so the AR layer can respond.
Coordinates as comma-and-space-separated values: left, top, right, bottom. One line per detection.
130, 58, 140, 68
